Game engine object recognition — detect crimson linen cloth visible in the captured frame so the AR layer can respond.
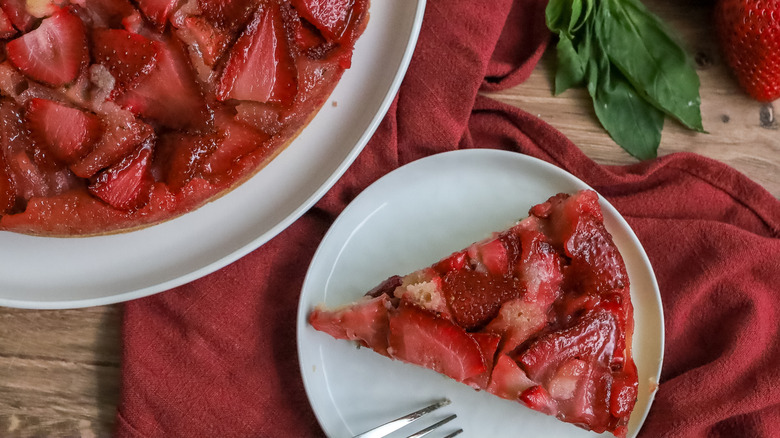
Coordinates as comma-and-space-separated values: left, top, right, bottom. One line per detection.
115, 0, 780, 437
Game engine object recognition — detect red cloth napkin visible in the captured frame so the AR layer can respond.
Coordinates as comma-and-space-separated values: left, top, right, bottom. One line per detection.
115, 0, 780, 437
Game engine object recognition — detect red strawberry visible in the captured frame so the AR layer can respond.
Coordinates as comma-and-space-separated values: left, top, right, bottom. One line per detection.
157, 132, 218, 192
6, 8, 87, 87
309, 294, 392, 356
486, 354, 535, 400
387, 302, 486, 382
715, 0, 780, 101
197, 0, 256, 29
0, 153, 16, 214
462, 332, 500, 390
91, 29, 160, 99
0, 0, 36, 33
176, 16, 231, 67
441, 270, 522, 330
88, 141, 153, 210
116, 38, 211, 130
0, 6, 17, 38
518, 309, 618, 383
518, 385, 558, 416
70, 106, 154, 178
290, 0, 354, 42
26, 98, 101, 163
135, 0, 180, 29
217, 3, 297, 104
200, 117, 270, 178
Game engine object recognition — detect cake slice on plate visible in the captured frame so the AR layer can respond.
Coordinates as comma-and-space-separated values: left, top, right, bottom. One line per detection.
309, 189, 639, 437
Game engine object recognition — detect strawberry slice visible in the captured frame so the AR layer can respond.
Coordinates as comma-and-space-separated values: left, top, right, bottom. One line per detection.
88, 141, 153, 211
441, 269, 522, 330
91, 29, 160, 99
6, 8, 87, 87
200, 117, 270, 179
157, 132, 218, 192
462, 332, 500, 390
387, 302, 485, 382
116, 38, 211, 130
70, 105, 154, 178
72, 0, 136, 29
309, 294, 392, 356
290, 0, 354, 41
26, 98, 101, 163
176, 16, 231, 67
518, 309, 618, 383
486, 353, 535, 400
0, 0, 36, 32
217, 3, 297, 104
0, 153, 16, 214
0, 7, 17, 38
519, 385, 558, 416
135, 0, 180, 29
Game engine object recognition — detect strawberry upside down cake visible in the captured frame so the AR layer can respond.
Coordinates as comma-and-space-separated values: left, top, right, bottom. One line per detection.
0, 0, 368, 235
310, 190, 640, 437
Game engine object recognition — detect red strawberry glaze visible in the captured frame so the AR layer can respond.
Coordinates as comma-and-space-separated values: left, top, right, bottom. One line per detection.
309, 190, 639, 438
0, 0, 369, 235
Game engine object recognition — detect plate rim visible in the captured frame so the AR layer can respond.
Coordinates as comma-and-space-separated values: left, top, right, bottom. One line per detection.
297, 148, 665, 437
0, 0, 428, 309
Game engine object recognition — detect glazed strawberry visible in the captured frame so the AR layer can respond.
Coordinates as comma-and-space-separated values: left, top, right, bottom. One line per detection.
290, 0, 353, 41
116, 38, 211, 130
157, 132, 217, 192
441, 270, 521, 330
217, 4, 297, 104
26, 98, 101, 163
6, 8, 87, 87
715, 0, 780, 101
200, 118, 270, 179
0, 0, 36, 32
70, 106, 153, 178
309, 294, 393, 356
0, 7, 16, 39
176, 16, 231, 67
91, 29, 160, 99
388, 302, 486, 383
88, 142, 153, 210
135, 0, 179, 29
0, 154, 16, 214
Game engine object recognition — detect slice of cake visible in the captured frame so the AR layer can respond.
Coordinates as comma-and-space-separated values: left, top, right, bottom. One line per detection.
309, 189, 639, 437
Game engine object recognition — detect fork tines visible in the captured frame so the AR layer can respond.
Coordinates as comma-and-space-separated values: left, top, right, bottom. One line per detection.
353, 399, 461, 438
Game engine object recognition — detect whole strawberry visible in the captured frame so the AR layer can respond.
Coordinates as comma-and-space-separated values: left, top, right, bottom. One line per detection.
714, 0, 780, 102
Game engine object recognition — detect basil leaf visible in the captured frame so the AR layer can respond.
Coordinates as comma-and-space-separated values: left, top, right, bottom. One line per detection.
598, 0, 704, 132
586, 19, 664, 160
554, 35, 587, 94
546, 0, 593, 37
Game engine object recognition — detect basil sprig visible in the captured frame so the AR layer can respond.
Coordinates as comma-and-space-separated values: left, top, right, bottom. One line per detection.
546, 0, 704, 160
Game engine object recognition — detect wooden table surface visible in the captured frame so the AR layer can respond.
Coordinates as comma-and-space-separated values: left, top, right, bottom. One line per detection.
0, 1, 777, 437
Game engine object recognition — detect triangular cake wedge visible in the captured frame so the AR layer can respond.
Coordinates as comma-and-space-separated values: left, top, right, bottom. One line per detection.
309, 189, 639, 437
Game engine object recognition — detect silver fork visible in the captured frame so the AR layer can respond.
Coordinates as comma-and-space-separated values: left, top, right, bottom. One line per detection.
352, 399, 462, 438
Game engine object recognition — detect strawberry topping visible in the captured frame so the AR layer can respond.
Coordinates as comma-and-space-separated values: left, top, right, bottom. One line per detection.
0, 0, 36, 32
388, 302, 486, 383
91, 29, 160, 99
115, 37, 211, 130
290, 0, 353, 41
0, 7, 17, 38
217, 3, 297, 104
88, 141, 153, 211
6, 8, 87, 87
26, 98, 101, 164
135, 0, 180, 29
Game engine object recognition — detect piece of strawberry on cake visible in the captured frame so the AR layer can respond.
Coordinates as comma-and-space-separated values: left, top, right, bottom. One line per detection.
309, 189, 639, 437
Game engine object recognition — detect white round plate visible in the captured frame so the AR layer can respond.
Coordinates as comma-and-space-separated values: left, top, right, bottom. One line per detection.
297, 149, 664, 438
0, 0, 426, 309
